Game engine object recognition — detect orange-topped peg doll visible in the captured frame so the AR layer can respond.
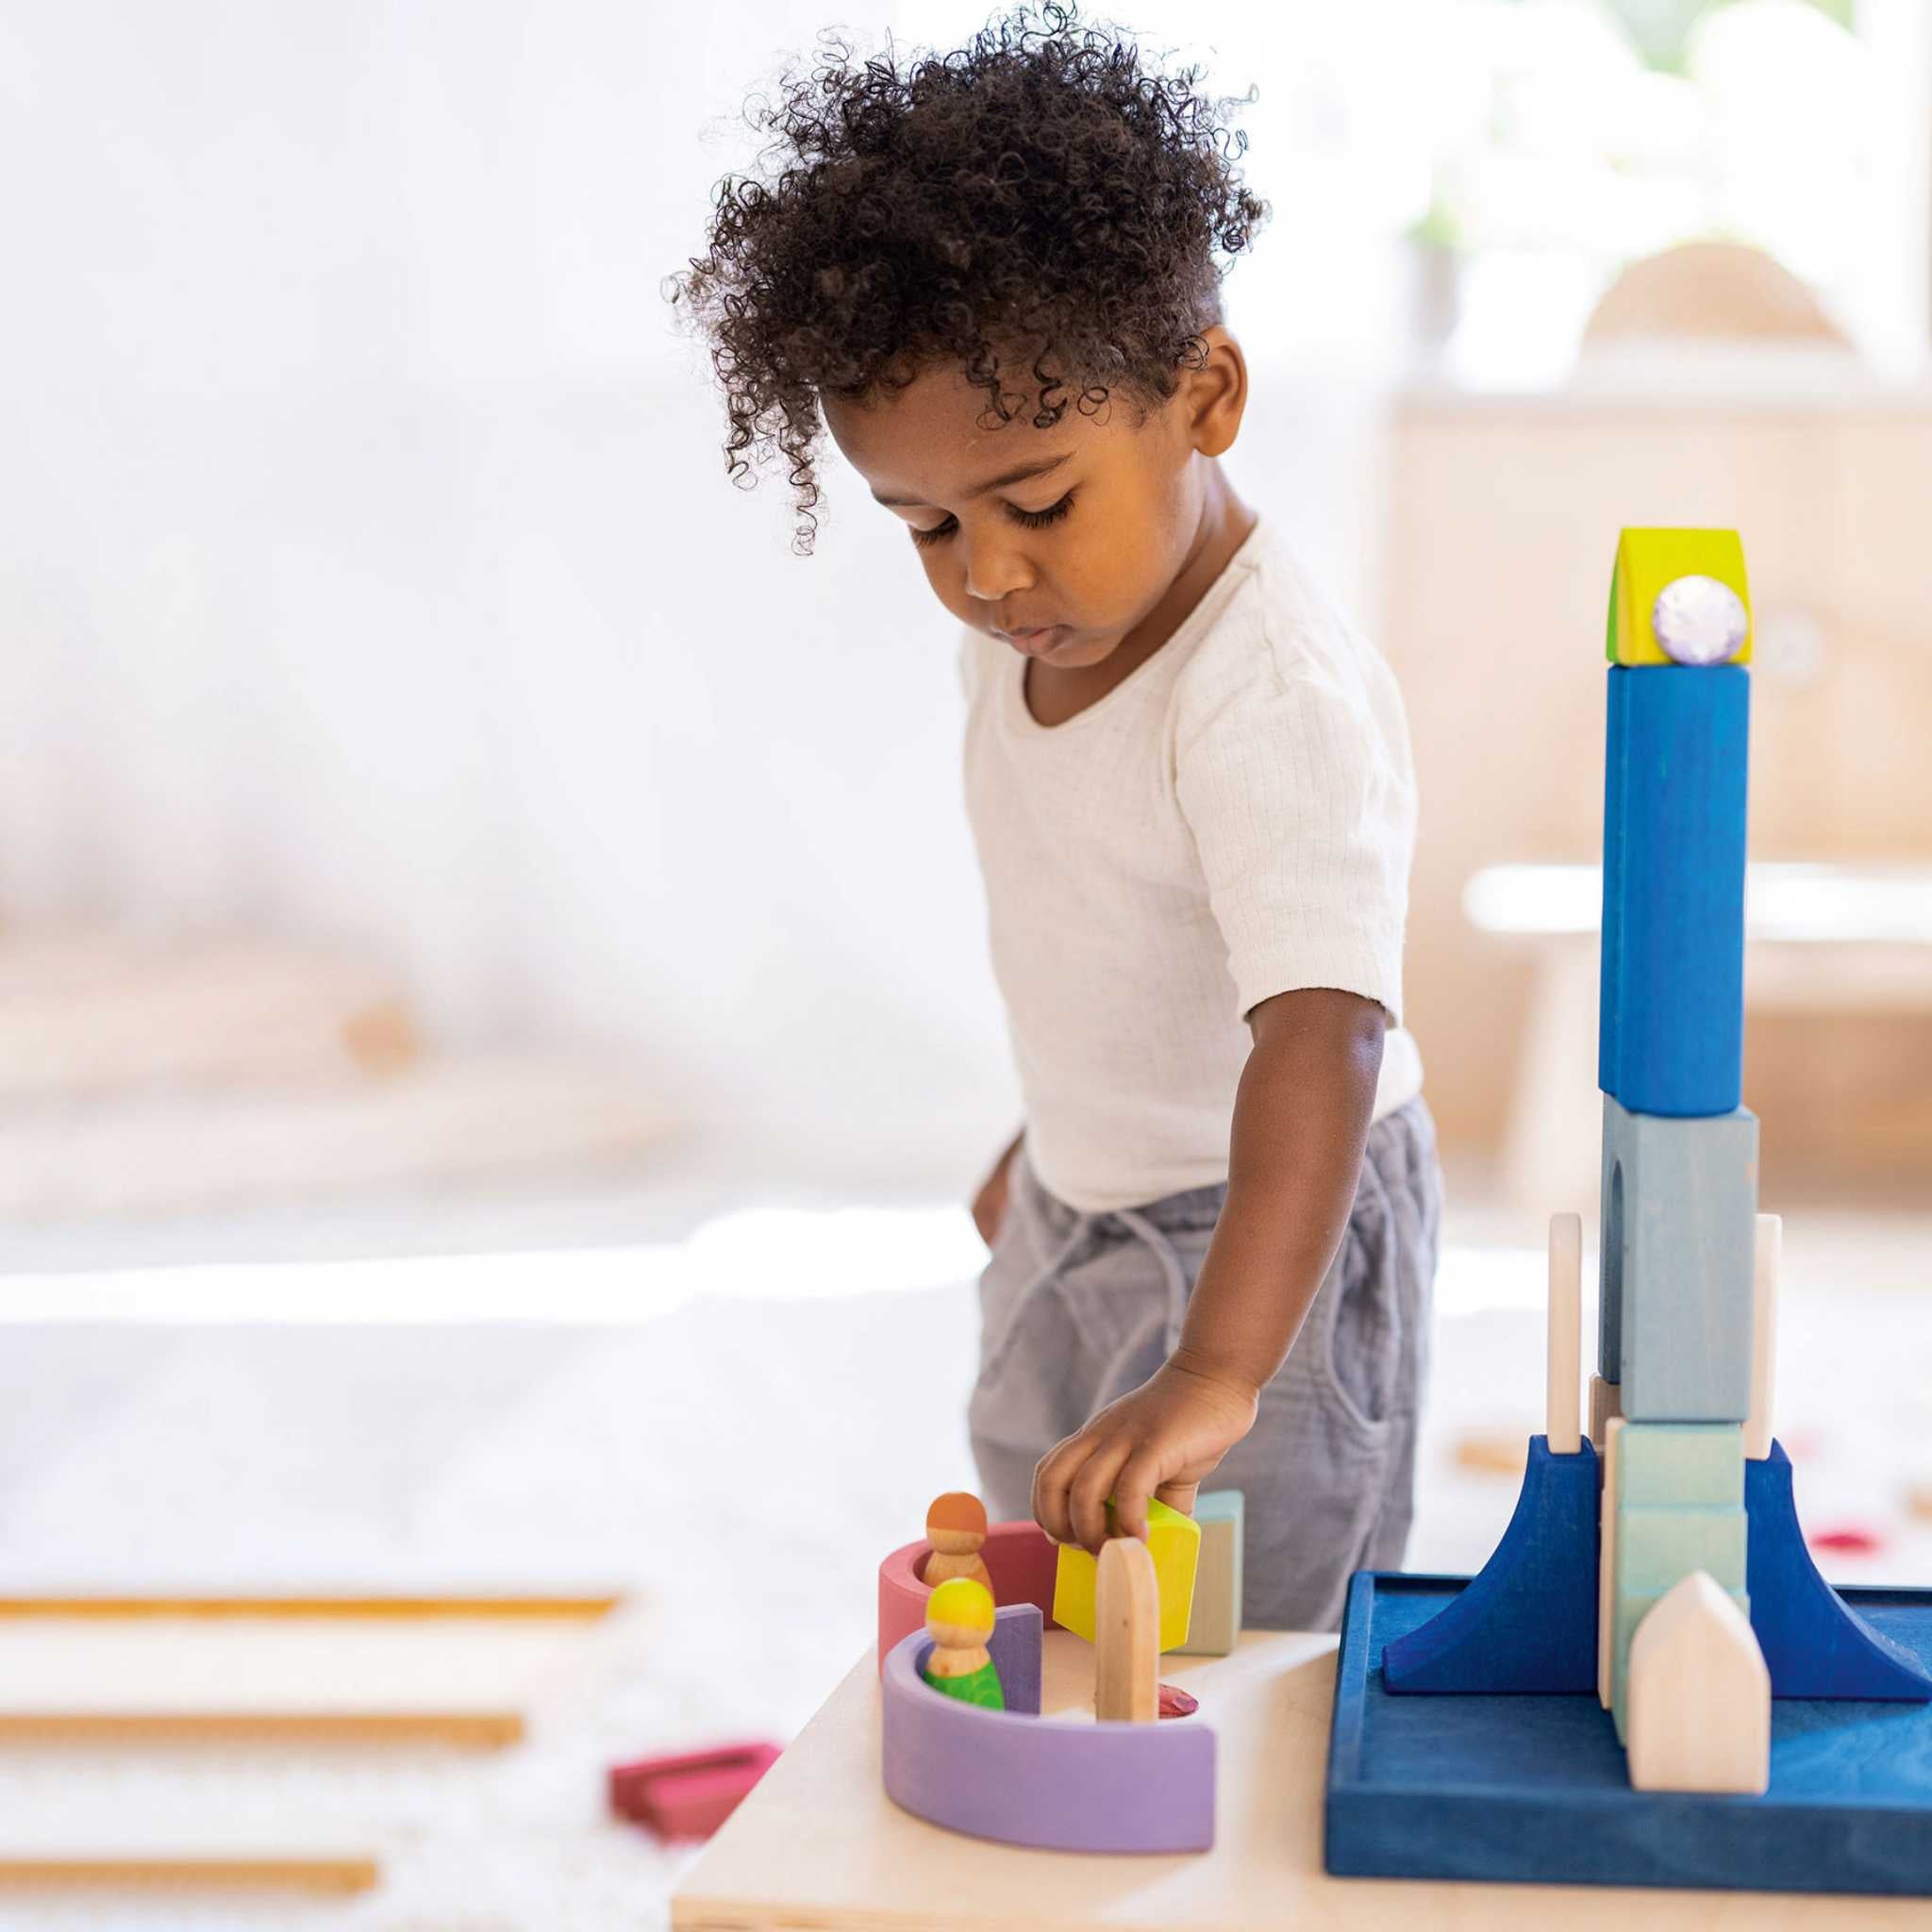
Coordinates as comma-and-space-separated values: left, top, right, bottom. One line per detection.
921, 1491, 994, 1595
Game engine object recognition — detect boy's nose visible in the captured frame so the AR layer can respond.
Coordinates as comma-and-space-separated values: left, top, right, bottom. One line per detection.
960, 534, 1033, 608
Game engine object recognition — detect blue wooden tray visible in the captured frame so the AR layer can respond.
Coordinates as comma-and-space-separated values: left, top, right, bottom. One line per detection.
1326, 1571, 1932, 1895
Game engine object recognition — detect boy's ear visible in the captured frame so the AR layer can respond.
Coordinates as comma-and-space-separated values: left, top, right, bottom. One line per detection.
1186, 325, 1248, 458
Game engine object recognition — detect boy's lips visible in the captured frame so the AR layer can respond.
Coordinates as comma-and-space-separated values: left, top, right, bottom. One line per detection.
997, 624, 1069, 654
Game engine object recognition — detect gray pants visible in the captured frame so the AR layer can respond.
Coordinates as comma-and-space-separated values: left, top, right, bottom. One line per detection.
967, 1095, 1441, 1633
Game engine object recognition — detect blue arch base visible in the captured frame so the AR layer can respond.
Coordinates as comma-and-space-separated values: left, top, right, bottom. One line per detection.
1381, 1436, 1599, 1694
1747, 1441, 1932, 1700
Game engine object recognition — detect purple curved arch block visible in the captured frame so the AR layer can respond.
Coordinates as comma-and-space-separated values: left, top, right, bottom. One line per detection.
1746, 1441, 1932, 1700
880, 1619, 1215, 1853
1381, 1436, 1600, 1693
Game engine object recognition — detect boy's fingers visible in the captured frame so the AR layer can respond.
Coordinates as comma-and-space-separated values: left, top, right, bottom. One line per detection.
1031, 1437, 1080, 1544
1069, 1439, 1130, 1553
1156, 1478, 1200, 1517
1112, 1452, 1162, 1541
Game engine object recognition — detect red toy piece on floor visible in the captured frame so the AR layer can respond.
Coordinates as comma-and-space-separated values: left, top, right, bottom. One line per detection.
608, 1740, 782, 1840
1808, 1525, 1886, 1557
1158, 1682, 1199, 1719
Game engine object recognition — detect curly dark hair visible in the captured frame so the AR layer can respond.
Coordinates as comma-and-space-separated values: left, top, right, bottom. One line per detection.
663, 2, 1270, 554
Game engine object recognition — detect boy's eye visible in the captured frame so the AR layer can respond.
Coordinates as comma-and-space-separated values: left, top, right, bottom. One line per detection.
908, 490, 1077, 548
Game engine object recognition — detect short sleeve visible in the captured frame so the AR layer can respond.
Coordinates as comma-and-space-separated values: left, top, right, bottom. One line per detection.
1175, 661, 1415, 1028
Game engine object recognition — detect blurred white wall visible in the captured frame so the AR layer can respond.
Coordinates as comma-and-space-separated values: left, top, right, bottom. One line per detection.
1, 2, 1918, 1184
0, 1, 1410, 1184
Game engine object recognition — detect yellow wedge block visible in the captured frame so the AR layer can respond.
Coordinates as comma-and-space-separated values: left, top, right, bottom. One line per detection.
1052, 1498, 1200, 1653
1607, 528, 1752, 667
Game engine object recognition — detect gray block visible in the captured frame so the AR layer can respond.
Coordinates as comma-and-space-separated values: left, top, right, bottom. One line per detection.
1174, 1490, 1242, 1657
1600, 1095, 1757, 1421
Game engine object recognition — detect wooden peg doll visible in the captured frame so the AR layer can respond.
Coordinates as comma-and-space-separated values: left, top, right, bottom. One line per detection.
920, 1578, 1004, 1709
921, 1491, 993, 1595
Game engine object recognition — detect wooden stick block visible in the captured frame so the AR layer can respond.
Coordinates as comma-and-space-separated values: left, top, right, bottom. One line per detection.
1598, 1416, 1622, 1708
1625, 1570, 1770, 1794
0, 1856, 378, 1893
1546, 1212, 1583, 1453
1600, 1095, 1757, 1421
1589, 1374, 1623, 1452
1093, 1537, 1158, 1724
1746, 1212, 1781, 1459
1174, 1491, 1243, 1657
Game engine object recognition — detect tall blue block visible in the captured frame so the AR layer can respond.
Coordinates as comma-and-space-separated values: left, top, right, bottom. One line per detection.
1599, 664, 1750, 1116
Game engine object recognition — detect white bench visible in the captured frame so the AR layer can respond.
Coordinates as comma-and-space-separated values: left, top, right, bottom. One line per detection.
1462, 862, 1932, 1211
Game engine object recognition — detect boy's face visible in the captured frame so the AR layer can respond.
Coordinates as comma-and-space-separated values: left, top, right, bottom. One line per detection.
822, 330, 1243, 671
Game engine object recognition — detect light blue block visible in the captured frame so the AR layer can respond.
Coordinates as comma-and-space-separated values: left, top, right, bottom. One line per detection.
1615, 1506, 1749, 1595
1600, 1097, 1757, 1420
1616, 1421, 1746, 1507
1607, 1421, 1751, 1732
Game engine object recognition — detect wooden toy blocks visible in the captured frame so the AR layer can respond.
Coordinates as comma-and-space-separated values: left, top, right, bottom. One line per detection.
1606, 527, 1752, 667
1608, 1421, 1748, 1734
1052, 1497, 1200, 1653
609, 1741, 781, 1840
1174, 1491, 1243, 1657
1624, 1570, 1770, 1794
1598, 661, 1750, 1116
1092, 1537, 1158, 1723
1600, 1095, 1757, 1420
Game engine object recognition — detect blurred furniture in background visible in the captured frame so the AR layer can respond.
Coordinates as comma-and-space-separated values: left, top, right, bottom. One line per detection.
1383, 362, 1932, 1197
1584, 242, 1849, 347
0, 931, 675, 1220
1465, 863, 1932, 1210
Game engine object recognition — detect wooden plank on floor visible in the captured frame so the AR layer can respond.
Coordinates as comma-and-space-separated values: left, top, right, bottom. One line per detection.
0, 1855, 379, 1894
0, 1593, 623, 1620
0, 1611, 607, 1744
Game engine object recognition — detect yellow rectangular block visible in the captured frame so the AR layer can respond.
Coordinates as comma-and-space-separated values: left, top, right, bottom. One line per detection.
1051, 1498, 1200, 1653
1607, 527, 1752, 666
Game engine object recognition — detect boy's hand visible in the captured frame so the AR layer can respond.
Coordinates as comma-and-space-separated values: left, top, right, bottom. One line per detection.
1031, 1353, 1259, 1551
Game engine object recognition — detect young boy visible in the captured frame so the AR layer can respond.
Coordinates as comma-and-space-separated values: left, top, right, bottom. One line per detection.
669, 4, 1441, 1631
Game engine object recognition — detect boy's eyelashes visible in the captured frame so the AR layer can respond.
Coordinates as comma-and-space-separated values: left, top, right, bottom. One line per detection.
908, 490, 1077, 549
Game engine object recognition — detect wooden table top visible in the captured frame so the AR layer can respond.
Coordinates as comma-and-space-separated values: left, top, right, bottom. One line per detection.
671, 1629, 1928, 1931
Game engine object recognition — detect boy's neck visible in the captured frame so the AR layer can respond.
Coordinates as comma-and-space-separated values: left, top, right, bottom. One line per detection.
1023, 475, 1258, 727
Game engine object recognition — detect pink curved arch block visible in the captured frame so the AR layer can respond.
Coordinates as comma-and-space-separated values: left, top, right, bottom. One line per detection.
880, 1619, 1216, 1853
876, 1519, 1061, 1673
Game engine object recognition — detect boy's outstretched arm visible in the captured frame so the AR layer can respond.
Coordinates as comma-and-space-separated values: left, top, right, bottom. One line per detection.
1031, 986, 1386, 1552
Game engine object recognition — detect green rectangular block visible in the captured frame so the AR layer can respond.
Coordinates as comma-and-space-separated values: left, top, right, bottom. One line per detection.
1616, 1422, 1745, 1508
1613, 1505, 1748, 1596
1174, 1490, 1243, 1657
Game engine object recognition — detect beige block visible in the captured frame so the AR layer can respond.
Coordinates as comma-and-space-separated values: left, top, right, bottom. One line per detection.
1174, 1493, 1243, 1657
1093, 1537, 1158, 1724
1625, 1572, 1771, 1794
1589, 1374, 1624, 1453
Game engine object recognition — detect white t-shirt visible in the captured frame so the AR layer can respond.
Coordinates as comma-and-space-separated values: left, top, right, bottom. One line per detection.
959, 514, 1424, 1213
